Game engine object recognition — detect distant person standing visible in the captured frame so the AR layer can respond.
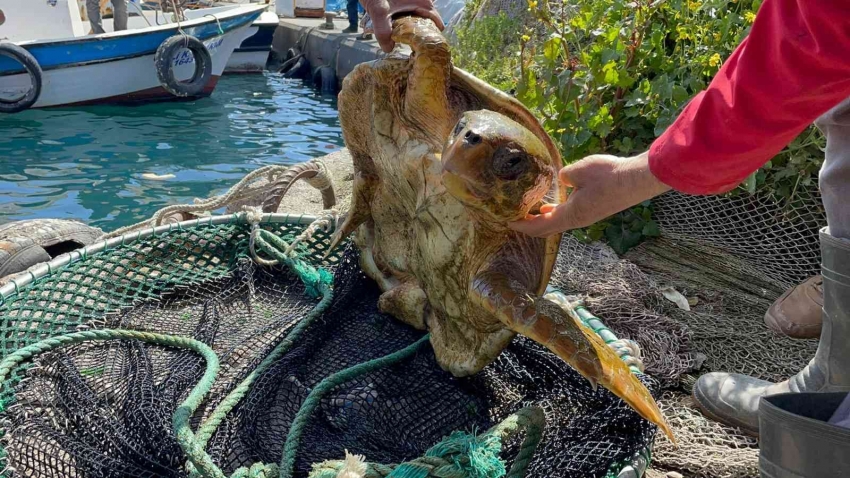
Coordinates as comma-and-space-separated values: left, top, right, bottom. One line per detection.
87, 0, 128, 35
343, 0, 359, 33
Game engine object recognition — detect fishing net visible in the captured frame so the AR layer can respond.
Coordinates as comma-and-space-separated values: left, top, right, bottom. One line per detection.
0, 212, 661, 478
541, 184, 825, 478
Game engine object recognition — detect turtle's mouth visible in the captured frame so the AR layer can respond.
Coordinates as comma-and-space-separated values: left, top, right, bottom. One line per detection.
441, 169, 483, 203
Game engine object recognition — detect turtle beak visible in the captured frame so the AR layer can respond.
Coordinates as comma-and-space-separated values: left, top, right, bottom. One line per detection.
441, 131, 490, 204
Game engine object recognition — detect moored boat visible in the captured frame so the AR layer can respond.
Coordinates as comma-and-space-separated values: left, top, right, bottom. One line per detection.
184, 6, 279, 73
0, 1, 264, 111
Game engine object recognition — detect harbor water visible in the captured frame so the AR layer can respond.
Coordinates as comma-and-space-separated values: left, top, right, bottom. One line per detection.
0, 74, 344, 230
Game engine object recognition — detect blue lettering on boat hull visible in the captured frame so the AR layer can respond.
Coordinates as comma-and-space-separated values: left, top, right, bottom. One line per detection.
173, 37, 224, 67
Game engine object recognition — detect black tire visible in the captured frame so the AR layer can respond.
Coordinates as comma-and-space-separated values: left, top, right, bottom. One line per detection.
284, 47, 299, 62
280, 55, 309, 79
0, 219, 103, 281
154, 35, 212, 97
312, 65, 337, 94
277, 54, 301, 74
0, 42, 42, 113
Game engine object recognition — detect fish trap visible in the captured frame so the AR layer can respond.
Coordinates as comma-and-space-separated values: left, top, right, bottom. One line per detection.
0, 212, 660, 478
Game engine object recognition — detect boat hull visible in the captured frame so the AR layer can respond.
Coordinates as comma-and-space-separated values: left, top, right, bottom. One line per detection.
0, 6, 263, 108
225, 11, 279, 73
225, 49, 271, 73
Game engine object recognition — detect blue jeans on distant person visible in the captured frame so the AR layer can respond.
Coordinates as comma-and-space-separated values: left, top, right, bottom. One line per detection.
346, 0, 359, 31
87, 0, 128, 35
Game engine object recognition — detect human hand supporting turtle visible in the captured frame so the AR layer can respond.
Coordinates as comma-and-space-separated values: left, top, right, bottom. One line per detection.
358, 0, 672, 238
359, 0, 445, 52
509, 152, 672, 238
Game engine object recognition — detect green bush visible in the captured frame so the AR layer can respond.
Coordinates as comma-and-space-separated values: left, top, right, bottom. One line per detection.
451, 0, 825, 253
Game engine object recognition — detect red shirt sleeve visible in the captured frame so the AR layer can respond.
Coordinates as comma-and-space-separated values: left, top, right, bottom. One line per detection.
648, 0, 850, 195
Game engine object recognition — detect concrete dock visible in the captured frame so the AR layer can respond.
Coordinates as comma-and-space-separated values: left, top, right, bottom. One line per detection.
271, 18, 389, 88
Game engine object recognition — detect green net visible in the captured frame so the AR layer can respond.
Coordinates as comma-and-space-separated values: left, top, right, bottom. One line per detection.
0, 213, 659, 478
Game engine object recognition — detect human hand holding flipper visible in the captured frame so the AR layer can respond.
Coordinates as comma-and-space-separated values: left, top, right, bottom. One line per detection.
358, 0, 444, 52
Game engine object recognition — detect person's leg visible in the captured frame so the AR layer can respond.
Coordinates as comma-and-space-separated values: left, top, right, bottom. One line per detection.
819, 98, 850, 240
693, 96, 850, 436
344, 0, 358, 33
112, 0, 128, 32
87, 0, 105, 34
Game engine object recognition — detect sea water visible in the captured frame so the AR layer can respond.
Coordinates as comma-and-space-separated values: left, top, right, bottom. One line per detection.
0, 74, 344, 230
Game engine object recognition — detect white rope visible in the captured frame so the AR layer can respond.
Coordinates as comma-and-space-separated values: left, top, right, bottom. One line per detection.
284, 208, 339, 257
204, 13, 223, 35
247, 208, 340, 267
304, 160, 333, 192
609, 339, 645, 373
169, 0, 186, 38
246, 206, 280, 267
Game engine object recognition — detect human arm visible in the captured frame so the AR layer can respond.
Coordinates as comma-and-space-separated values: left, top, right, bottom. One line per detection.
511, 0, 850, 237
359, 0, 444, 53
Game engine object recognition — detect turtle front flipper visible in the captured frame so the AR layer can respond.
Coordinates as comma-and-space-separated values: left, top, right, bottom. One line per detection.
471, 268, 676, 442
390, 16, 453, 140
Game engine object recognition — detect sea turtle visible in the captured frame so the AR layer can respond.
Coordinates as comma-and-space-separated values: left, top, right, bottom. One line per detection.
328, 15, 673, 440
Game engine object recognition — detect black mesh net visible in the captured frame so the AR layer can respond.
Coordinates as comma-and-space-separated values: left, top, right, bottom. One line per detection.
0, 220, 659, 478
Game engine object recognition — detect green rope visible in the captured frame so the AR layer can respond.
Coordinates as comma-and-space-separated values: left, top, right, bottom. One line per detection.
185, 226, 336, 477
0, 225, 547, 478
307, 407, 545, 478
189, 230, 334, 451
252, 228, 333, 299
0, 226, 338, 478
279, 334, 432, 478
0, 329, 223, 477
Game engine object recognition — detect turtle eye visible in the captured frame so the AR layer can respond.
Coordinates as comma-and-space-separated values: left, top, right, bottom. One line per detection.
452, 118, 467, 138
493, 147, 530, 180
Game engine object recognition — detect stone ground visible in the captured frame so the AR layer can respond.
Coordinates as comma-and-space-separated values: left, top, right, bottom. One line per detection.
276, 148, 354, 214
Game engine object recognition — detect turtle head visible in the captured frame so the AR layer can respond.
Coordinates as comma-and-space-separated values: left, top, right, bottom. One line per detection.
441, 110, 554, 222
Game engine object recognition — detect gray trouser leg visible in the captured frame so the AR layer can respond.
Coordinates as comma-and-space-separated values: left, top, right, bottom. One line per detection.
112, 0, 128, 31
816, 96, 850, 240
86, 0, 104, 34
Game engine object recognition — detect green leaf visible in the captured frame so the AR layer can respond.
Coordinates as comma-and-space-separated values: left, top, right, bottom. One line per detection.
603, 61, 620, 85
572, 229, 591, 243
587, 222, 606, 241
605, 224, 625, 253
605, 25, 620, 43
672, 84, 689, 103
642, 220, 660, 236
543, 37, 563, 62
654, 115, 673, 136
743, 171, 757, 195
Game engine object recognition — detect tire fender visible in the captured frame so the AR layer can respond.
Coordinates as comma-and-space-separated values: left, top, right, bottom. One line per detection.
0, 42, 43, 113
154, 35, 213, 97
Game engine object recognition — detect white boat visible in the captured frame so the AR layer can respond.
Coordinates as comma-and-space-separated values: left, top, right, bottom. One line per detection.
185, 6, 279, 73
0, 0, 265, 111
104, 2, 279, 73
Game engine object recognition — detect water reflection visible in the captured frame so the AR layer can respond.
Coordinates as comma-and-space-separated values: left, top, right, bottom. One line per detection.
0, 73, 344, 229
